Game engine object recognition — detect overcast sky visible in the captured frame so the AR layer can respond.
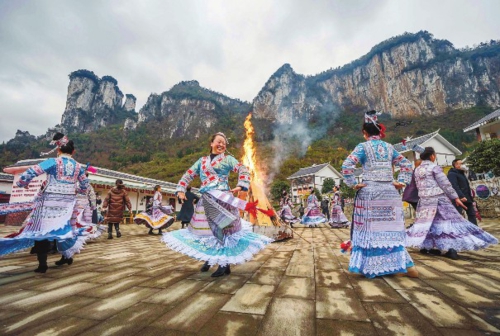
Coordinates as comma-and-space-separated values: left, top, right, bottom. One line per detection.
0, 0, 499, 142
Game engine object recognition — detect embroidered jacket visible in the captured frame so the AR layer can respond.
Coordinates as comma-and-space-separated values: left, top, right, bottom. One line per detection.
332, 191, 340, 205
414, 160, 458, 200
176, 153, 250, 194
307, 194, 319, 207
341, 136, 412, 187
280, 196, 293, 208
153, 191, 163, 207
17, 155, 88, 195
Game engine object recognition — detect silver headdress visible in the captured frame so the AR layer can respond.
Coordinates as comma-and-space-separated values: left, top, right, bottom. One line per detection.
40, 135, 69, 156
364, 110, 381, 130
215, 132, 230, 144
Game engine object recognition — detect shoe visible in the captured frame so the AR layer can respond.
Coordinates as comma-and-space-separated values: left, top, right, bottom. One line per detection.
395, 266, 419, 278
116, 231, 122, 238
429, 249, 442, 256
108, 233, 113, 239
55, 256, 66, 266
200, 261, 211, 272
148, 229, 155, 235
34, 265, 48, 273
211, 265, 230, 277
406, 266, 419, 278
55, 257, 74, 266
158, 230, 163, 235
445, 249, 458, 260
420, 249, 429, 254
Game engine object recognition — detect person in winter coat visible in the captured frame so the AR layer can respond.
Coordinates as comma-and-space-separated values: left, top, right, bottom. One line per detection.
177, 186, 200, 229
103, 179, 132, 239
447, 159, 477, 225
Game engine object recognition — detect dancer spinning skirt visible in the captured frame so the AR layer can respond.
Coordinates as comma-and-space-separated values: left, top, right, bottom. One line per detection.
134, 185, 175, 235
278, 191, 300, 227
161, 133, 273, 277
300, 188, 327, 227
329, 186, 350, 228
74, 170, 104, 240
0, 133, 89, 273
406, 146, 497, 259
342, 111, 417, 278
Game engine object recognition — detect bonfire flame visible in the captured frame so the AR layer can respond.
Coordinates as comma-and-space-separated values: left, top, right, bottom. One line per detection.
242, 113, 262, 185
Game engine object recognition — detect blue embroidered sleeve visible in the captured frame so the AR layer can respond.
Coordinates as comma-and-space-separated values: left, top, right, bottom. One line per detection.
176, 158, 201, 193
17, 158, 56, 188
342, 144, 365, 187
227, 155, 251, 190
77, 166, 89, 192
391, 148, 412, 184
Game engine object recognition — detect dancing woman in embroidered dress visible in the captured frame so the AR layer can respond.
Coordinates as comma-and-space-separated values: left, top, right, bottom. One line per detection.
0, 133, 88, 273
406, 147, 497, 259
300, 188, 327, 227
134, 185, 175, 235
329, 186, 350, 228
341, 111, 417, 278
74, 171, 105, 241
278, 191, 300, 227
161, 133, 273, 277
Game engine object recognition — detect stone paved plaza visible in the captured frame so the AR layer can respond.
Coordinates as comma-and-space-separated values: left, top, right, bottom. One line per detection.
0, 219, 499, 335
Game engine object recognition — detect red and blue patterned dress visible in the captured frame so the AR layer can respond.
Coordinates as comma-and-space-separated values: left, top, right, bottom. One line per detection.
161, 153, 273, 266
342, 136, 414, 278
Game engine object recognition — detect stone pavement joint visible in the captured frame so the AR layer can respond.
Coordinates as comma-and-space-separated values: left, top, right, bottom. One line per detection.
0, 219, 499, 335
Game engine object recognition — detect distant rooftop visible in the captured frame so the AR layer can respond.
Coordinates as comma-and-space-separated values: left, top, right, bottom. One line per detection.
463, 108, 500, 132
392, 130, 462, 155
4, 159, 185, 192
0, 173, 14, 182
287, 163, 331, 179
393, 130, 440, 153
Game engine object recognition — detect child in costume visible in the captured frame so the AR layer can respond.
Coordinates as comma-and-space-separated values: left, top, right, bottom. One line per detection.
278, 191, 300, 227
329, 186, 350, 228
300, 188, 327, 227
134, 185, 175, 235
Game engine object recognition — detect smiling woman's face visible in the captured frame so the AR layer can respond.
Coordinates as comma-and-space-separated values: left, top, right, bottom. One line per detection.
211, 135, 227, 154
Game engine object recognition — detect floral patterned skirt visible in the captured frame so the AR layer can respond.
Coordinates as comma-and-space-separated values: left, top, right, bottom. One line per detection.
406, 195, 497, 251
161, 196, 273, 266
349, 181, 414, 278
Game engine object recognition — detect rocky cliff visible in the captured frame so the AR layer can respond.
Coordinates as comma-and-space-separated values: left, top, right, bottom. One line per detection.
136, 80, 251, 138
253, 31, 500, 123
60, 70, 136, 133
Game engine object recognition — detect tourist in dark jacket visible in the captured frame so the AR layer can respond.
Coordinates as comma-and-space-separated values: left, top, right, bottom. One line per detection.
447, 159, 476, 225
177, 186, 199, 228
103, 179, 132, 238
321, 198, 330, 220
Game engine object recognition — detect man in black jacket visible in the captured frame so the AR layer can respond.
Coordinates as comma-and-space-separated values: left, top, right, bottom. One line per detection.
321, 197, 330, 221
448, 159, 477, 225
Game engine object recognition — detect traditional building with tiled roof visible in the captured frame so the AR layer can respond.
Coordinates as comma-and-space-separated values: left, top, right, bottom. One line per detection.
287, 163, 343, 204
3, 159, 191, 217
392, 130, 462, 167
463, 108, 500, 141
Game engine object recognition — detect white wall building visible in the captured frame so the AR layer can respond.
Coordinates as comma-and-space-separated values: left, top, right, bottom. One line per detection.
3, 159, 192, 215
392, 130, 462, 167
287, 163, 343, 204
463, 108, 500, 141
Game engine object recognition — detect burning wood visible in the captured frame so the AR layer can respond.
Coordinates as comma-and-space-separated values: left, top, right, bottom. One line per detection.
241, 113, 293, 241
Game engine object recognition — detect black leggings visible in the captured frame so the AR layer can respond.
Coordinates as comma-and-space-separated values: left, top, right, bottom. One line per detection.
108, 223, 120, 233
32, 240, 51, 267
